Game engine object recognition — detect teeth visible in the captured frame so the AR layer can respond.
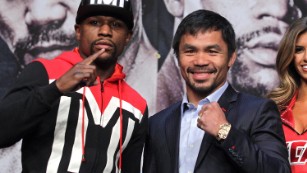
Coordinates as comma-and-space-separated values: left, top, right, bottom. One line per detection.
303, 65, 307, 69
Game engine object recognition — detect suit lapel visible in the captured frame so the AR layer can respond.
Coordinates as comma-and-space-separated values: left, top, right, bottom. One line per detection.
217, 85, 238, 114
165, 103, 181, 173
194, 85, 238, 169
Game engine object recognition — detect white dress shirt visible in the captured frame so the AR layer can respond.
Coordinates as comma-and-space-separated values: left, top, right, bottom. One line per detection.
179, 82, 228, 173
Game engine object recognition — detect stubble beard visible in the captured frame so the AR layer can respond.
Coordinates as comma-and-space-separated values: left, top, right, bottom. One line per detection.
185, 78, 216, 98
90, 42, 118, 69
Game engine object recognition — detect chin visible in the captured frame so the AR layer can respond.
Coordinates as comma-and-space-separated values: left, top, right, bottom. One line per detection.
188, 82, 213, 94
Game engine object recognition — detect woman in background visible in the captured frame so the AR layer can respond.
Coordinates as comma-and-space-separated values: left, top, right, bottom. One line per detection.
268, 17, 307, 173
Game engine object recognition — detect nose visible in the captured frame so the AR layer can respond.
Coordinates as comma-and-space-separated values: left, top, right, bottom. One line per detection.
250, 0, 300, 23
25, 0, 67, 31
193, 53, 210, 66
98, 24, 112, 38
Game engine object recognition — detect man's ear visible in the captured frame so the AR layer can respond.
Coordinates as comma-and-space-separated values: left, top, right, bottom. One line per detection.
125, 30, 133, 45
74, 24, 81, 41
228, 51, 237, 68
163, 0, 184, 17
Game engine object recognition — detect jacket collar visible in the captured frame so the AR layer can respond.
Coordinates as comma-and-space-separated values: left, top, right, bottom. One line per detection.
165, 102, 181, 173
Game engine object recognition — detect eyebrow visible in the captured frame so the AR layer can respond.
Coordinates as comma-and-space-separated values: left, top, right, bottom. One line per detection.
205, 44, 222, 51
181, 43, 223, 52
182, 44, 196, 50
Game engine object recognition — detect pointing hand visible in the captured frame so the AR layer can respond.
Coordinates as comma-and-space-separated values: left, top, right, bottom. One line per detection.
56, 49, 106, 93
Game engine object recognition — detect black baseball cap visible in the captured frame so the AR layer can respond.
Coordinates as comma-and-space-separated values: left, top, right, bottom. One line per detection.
76, 0, 134, 30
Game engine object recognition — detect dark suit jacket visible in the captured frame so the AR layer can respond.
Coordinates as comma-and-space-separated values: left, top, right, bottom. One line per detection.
143, 86, 290, 173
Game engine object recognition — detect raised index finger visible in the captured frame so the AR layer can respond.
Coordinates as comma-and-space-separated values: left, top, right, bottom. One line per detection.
83, 48, 106, 65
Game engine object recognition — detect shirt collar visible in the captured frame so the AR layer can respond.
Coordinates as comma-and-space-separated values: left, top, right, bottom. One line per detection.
181, 82, 229, 114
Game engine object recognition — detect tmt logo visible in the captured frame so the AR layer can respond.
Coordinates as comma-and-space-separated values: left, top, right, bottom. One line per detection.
287, 140, 307, 165
90, 0, 129, 8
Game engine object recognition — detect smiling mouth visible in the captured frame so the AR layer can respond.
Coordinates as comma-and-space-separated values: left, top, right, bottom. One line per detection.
188, 69, 216, 82
188, 66, 216, 74
190, 71, 214, 76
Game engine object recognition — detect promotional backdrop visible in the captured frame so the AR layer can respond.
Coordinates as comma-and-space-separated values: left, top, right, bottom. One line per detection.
0, 0, 306, 172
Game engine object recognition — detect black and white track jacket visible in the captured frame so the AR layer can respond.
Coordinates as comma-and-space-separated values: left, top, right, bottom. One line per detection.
0, 48, 148, 173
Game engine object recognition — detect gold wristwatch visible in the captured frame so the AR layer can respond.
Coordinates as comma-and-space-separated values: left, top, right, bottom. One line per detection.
216, 123, 231, 141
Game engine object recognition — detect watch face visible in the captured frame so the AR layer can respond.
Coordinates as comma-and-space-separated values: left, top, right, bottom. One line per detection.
221, 132, 227, 139
217, 123, 231, 140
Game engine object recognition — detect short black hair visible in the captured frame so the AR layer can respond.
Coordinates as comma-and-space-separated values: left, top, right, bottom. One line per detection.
172, 9, 236, 58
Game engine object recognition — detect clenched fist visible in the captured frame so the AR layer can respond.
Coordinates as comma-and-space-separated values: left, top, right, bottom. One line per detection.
197, 102, 229, 137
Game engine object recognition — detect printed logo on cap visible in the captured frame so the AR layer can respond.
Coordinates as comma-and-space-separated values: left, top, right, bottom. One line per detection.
89, 0, 129, 8
77, 0, 133, 29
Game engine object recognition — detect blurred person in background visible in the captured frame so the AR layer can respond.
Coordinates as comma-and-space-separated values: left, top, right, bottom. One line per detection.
268, 16, 307, 173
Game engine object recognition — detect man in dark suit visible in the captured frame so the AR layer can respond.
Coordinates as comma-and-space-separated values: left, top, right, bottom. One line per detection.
143, 9, 290, 173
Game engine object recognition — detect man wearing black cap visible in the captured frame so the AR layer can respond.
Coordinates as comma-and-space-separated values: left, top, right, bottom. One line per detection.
0, 0, 148, 172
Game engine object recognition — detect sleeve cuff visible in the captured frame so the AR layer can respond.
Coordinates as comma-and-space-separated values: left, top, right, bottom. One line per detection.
37, 80, 63, 107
